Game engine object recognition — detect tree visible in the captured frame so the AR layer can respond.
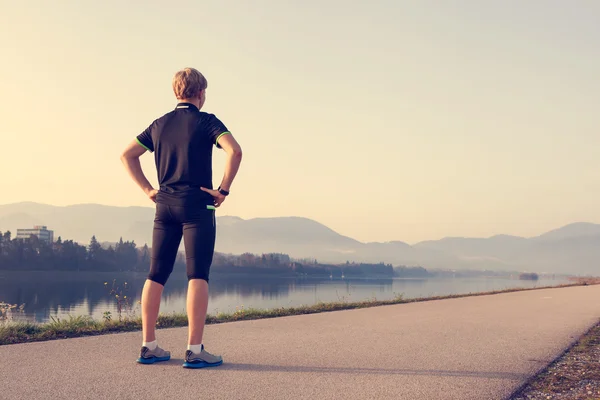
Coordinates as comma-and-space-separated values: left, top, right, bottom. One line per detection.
88, 235, 102, 260
138, 244, 150, 270
116, 237, 124, 252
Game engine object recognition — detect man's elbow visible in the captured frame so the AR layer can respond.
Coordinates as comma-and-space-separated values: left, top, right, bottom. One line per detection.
120, 152, 136, 163
232, 147, 243, 159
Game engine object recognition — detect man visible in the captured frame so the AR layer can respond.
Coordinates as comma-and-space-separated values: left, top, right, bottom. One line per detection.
120, 67, 242, 368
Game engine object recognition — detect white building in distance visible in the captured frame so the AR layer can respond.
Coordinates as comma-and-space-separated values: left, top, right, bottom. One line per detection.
16, 225, 54, 243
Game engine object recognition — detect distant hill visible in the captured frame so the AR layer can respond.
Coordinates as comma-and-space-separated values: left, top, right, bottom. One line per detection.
415, 235, 529, 259
530, 222, 600, 242
1, 202, 599, 275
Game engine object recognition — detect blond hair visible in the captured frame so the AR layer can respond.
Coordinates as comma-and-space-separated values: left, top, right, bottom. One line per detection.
172, 68, 207, 100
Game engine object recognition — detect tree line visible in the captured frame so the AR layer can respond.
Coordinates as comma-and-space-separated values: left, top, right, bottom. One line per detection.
0, 231, 150, 272
0, 231, 428, 278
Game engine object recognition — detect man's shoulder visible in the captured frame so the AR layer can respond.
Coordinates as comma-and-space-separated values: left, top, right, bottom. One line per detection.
198, 111, 218, 119
198, 112, 226, 125
157, 109, 178, 121
146, 109, 179, 131
147, 109, 176, 125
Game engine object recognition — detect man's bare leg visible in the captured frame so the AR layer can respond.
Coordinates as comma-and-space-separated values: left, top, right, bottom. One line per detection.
187, 278, 209, 345
183, 278, 222, 368
136, 279, 171, 364
141, 279, 164, 342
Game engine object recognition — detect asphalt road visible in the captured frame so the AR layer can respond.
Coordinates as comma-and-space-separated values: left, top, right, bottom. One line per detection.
1, 285, 599, 400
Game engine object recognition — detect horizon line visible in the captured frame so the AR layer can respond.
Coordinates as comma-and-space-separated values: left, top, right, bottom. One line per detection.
1, 200, 599, 245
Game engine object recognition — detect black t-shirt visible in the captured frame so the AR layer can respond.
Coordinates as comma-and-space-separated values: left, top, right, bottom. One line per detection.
136, 102, 230, 207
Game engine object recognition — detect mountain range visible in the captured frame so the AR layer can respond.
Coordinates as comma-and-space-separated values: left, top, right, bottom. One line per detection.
1, 202, 599, 275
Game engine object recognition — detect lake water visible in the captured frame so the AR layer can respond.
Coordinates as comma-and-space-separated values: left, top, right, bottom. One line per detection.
0, 271, 569, 323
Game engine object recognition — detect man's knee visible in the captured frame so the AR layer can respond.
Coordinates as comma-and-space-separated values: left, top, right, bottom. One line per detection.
187, 274, 209, 283
148, 261, 173, 286
186, 257, 211, 283
147, 274, 170, 286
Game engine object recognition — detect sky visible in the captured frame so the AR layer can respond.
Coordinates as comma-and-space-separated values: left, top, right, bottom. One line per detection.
1, 0, 599, 243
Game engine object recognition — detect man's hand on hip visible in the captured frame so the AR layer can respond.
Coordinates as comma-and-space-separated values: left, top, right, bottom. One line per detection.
145, 188, 159, 203
200, 187, 226, 207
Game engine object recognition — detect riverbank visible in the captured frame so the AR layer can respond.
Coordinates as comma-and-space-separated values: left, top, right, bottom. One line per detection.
2, 279, 597, 346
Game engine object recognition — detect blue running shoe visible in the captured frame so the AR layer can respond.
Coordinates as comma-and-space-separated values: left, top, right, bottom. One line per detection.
137, 345, 171, 364
183, 345, 223, 369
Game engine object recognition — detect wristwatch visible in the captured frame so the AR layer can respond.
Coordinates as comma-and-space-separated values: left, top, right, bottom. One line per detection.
218, 186, 230, 196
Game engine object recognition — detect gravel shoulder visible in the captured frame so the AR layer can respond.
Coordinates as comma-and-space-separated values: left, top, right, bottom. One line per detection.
511, 323, 600, 400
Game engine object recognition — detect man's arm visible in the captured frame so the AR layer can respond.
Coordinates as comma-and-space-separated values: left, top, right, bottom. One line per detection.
120, 140, 157, 202
201, 133, 242, 207
217, 134, 243, 191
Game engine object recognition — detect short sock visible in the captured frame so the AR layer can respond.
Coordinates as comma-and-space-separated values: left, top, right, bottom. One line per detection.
187, 344, 203, 354
143, 340, 157, 351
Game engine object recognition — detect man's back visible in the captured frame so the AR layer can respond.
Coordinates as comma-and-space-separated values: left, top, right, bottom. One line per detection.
136, 103, 230, 206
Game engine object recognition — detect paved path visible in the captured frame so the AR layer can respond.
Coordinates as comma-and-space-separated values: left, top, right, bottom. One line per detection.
1, 285, 599, 400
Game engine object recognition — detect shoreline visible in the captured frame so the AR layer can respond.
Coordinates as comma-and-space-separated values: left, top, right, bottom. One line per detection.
0, 269, 573, 278
2, 279, 597, 346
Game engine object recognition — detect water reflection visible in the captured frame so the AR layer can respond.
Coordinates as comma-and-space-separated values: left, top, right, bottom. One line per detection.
0, 270, 567, 323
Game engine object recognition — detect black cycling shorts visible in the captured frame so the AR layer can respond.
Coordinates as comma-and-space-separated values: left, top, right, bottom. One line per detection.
148, 203, 216, 285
